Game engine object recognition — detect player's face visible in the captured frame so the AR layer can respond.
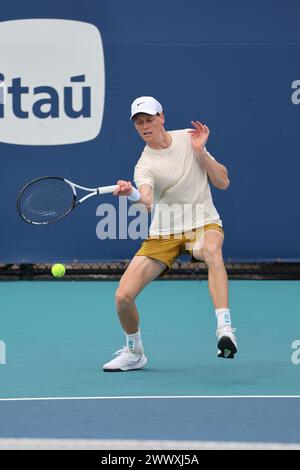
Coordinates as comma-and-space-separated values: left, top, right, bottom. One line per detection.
134, 113, 165, 144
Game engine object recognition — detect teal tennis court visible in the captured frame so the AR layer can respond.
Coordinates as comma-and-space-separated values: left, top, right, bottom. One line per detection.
0, 280, 299, 449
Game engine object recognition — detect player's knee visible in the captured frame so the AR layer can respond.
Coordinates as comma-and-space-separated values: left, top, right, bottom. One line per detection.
115, 288, 133, 309
202, 242, 223, 265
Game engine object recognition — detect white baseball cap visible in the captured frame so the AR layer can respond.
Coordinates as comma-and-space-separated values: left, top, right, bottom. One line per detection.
130, 96, 163, 119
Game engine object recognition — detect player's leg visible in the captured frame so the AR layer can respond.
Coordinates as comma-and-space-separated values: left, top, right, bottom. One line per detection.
193, 228, 237, 359
193, 228, 227, 308
103, 255, 166, 372
115, 255, 166, 334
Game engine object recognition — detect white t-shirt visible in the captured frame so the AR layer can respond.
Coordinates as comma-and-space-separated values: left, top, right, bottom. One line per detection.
134, 129, 222, 236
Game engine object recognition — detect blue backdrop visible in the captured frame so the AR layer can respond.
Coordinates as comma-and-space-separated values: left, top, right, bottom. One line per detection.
1, 0, 300, 263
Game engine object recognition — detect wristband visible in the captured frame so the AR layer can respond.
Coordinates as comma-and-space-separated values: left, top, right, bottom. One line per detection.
128, 187, 140, 202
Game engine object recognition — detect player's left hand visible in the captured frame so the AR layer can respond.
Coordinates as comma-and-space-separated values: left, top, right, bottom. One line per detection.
189, 121, 210, 156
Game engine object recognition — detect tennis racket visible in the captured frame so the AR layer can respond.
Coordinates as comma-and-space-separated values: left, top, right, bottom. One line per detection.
17, 176, 119, 225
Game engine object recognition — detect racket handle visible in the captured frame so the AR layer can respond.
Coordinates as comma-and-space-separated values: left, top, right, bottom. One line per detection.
98, 185, 119, 194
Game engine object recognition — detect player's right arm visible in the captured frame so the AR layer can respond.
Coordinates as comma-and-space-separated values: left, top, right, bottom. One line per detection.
114, 181, 153, 212
137, 183, 153, 212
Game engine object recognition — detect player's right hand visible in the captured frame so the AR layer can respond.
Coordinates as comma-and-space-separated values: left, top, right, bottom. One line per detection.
113, 180, 133, 196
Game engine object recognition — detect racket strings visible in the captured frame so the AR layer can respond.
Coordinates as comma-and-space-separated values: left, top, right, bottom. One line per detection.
19, 178, 75, 224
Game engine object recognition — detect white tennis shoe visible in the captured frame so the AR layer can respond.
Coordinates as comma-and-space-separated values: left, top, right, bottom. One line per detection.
102, 347, 148, 372
217, 326, 238, 359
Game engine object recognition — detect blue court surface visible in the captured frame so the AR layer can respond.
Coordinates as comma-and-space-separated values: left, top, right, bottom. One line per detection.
0, 280, 299, 449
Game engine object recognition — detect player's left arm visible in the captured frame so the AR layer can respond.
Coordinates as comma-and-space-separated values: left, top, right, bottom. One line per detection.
189, 121, 230, 190
198, 151, 230, 190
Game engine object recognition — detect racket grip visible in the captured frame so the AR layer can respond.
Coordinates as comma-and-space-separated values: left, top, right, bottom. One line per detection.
98, 185, 119, 194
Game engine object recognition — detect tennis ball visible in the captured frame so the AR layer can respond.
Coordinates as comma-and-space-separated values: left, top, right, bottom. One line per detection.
51, 263, 66, 278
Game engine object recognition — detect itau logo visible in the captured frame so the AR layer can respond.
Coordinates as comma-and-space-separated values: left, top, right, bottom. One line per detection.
0, 19, 105, 145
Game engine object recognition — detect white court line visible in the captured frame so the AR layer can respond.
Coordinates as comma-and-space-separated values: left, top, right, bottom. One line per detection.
0, 438, 299, 450
0, 395, 300, 402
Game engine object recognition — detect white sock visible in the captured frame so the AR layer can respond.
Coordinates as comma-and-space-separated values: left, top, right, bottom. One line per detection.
125, 329, 143, 353
215, 308, 232, 330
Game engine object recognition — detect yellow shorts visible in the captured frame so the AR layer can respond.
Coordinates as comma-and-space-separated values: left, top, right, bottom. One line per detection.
135, 223, 224, 271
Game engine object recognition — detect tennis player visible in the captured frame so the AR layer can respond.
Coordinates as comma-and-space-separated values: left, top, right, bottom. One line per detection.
103, 96, 237, 372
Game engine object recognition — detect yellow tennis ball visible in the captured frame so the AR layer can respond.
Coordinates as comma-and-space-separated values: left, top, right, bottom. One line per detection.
51, 263, 66, 278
